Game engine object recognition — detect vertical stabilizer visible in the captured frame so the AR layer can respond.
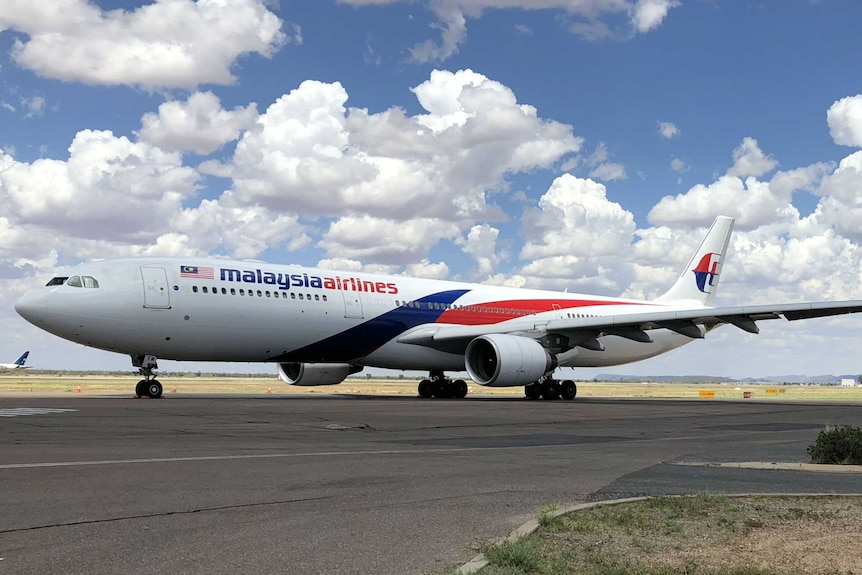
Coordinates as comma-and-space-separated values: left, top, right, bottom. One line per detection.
15, 351, 29, 367
654, 216, 734, 307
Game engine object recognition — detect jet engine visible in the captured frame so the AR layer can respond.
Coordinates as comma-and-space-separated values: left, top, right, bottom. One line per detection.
277, 363, 362, 386
465, 334, 556, 387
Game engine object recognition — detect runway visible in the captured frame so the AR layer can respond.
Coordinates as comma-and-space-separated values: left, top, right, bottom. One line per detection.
1, 394, 860, 575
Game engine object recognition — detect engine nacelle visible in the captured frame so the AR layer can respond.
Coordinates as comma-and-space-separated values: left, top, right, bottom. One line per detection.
465, 334, 556, 387
277, 363, 361, 386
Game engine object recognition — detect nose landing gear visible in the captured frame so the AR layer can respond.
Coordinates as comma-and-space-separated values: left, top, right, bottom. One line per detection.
133, 354, 163, 399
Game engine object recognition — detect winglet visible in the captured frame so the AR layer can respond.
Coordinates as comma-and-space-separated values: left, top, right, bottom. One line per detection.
654, 216, 734, 307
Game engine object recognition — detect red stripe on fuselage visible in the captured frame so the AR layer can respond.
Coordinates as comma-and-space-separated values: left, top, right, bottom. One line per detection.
434, 298, 641, 326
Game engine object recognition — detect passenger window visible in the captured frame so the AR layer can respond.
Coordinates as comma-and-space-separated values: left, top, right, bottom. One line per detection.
239, 289, 245, 295
203, 286, 208, 293
299, 293, 304, 300
192, 286, 198, 293
315, 294, 319, 301
67, 276, 83, 288
323, 295, 327, 302
230, 288, 236, 295
266, 291, 271, 298
257, 290, 262, 297
291, 293, 296, 300
221, 288, 227, 294
46, 277, 69, 286
274, 291, 279, 298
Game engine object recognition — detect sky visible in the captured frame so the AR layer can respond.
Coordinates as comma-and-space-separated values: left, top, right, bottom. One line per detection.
2, 0, 862, 379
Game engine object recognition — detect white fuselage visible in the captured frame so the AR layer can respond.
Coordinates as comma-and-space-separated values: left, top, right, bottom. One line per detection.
14, 257, 695, 371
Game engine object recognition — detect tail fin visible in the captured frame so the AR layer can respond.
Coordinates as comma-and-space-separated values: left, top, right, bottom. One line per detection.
654, 216, 734, 307
15, 351, 29, 366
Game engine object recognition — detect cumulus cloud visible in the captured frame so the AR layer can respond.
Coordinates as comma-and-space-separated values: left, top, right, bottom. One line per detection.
459, 224, 502, 277
216, 70, 581, 260
1, 0, 286, 89
631, 0, 679, 33
317, 216, 461, 265
727, 137, 778, 178
827, 95, 862, 147
658, 121, 680, 139
139, 92, 259, 155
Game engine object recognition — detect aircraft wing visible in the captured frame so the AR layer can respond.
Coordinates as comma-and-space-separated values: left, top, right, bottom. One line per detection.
397, 300, 862, 353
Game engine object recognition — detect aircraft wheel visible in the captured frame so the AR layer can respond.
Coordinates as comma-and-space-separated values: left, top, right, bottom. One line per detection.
541, 380, 560, 400
135, 380, 147, 397
525, 384, 541, 400
418, 379, 433, 398
453, 379, 468, 399
561, 380, 577, 400
147, 380, 163, 399
432, 381, 451, 399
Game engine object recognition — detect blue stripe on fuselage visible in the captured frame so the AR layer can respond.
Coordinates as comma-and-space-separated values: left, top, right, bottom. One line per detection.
274, 289, 471, 362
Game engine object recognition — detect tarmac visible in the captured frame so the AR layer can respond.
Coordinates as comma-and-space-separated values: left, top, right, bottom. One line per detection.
1, 393, 861, 575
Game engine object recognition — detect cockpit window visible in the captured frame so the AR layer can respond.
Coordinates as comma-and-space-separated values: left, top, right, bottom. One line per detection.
67, 276, 83, 287
82, 276, 99, 288
46, 277, 69, 286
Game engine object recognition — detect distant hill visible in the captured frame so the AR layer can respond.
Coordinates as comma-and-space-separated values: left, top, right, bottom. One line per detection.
596, 374, 860, 384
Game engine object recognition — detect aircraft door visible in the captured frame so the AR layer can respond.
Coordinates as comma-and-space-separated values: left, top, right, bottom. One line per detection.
342, 291, 364, 319
141, 267, 171, 309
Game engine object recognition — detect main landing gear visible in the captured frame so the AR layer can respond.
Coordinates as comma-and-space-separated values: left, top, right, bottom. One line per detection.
133, 354, 163, 399
418, 370, 469, 399
525, 377, 577, 400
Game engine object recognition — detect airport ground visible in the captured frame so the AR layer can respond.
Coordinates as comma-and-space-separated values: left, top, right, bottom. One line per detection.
1, 376, 861, 575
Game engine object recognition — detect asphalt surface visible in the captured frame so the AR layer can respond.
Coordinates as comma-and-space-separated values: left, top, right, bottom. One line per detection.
1, 394, 861, 575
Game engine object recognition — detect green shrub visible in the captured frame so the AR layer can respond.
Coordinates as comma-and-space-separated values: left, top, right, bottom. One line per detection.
807, 425, 862, 464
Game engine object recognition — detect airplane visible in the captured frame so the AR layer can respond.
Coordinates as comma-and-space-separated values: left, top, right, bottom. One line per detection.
0, 351, 31, 370
13, 216, 862, 399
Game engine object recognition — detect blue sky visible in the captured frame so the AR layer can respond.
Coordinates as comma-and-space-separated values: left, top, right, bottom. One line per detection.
2, 0, 862, 378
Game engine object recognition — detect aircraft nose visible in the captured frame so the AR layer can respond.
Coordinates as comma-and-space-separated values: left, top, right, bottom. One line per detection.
15, 290, 46, 325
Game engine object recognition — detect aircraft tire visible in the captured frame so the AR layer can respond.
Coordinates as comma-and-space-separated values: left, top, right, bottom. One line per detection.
432, 381, 451, 399
135, 380, 146, 397
453, 379, 468, 399
561, 380, 577, 400
147, 380, 163, 399
418, 379, 433, 398
541, 380, 561, 400
525, 384, 541, 400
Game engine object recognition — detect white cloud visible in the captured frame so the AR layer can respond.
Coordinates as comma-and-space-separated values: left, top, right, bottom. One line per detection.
1, 0, 286, 90
827, 95, 862, 147
404, 259, 450, 280
139, 92, 259, 155
658, 121, 680, 139
631, 0, 679, 33
317, 216, 461, 265
589, 162, 627, 181
219, 70, 581, 246
670, 157, 687, 173
338, 0, 680, 61
459, 224, 502, 277
727, 137, 778, 178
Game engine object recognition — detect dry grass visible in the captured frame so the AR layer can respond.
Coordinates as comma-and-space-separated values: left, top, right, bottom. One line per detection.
475, 495, 862, 575
2, 373, 862, 401
2, 373, 862, 400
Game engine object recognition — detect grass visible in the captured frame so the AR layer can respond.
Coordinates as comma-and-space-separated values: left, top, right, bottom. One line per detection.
3, 373, 862, 401
462, 494, 862, 575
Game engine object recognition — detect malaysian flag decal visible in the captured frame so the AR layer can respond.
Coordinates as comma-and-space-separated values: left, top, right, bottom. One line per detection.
180, 265, 214, 279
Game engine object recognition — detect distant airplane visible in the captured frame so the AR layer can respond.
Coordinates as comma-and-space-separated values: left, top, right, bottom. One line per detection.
14, 216, 862, 399
0, 351, 31, 370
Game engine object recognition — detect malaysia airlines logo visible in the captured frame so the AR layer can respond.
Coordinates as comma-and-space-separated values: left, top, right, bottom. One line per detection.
692, 253, 720, 293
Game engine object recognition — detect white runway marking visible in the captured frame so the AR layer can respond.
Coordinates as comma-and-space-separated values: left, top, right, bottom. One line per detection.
0, 407, 77, 418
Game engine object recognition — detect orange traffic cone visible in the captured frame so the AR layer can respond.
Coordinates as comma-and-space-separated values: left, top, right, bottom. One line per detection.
76, 385, 81, 393
266, 387, 272, 394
